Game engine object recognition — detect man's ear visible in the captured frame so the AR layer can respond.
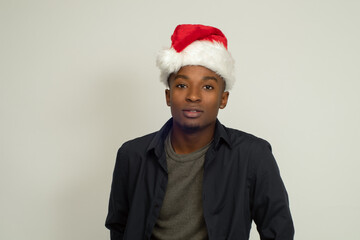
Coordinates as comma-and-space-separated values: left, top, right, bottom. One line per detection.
219, 91, 229, 109
165, 89, 171, 106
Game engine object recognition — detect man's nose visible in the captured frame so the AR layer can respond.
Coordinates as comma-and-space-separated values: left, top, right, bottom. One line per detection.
186, 87, 201, 102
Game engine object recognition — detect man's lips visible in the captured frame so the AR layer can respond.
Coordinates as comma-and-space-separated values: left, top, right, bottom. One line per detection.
182, 109, 203, 118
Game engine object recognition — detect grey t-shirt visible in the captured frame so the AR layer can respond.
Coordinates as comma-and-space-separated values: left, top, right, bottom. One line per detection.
151, 132, 211, 240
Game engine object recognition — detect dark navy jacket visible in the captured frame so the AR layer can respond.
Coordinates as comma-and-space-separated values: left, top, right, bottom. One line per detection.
105, 119, 294, 239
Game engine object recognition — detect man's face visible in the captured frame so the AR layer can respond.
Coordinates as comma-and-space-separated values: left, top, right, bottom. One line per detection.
166, 65, 229, 132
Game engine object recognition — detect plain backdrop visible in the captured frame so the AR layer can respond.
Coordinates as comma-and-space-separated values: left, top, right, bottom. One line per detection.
1, 0, 359, 239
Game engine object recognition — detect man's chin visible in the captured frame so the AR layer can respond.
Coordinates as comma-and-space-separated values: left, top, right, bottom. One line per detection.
183, 125, 200, 133
179, 122, 201, 133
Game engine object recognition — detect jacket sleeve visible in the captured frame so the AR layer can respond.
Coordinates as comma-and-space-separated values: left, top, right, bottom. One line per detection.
105, 145, 130, 239
250, 140, 294, 240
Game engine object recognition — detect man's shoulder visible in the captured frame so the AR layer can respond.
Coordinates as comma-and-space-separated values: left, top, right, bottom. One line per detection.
221, 126, 274, 168
118, 119, 171, 156
222, 125, 271, 150
120, 131, 158, 152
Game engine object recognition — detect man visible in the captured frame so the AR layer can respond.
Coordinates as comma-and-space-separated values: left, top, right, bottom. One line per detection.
105, 24, 294, 240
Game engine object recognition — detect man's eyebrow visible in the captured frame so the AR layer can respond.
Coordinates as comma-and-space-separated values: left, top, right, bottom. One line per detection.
173, 75, 219, 82
202, 76, 218, 82
174, 75, 189, 80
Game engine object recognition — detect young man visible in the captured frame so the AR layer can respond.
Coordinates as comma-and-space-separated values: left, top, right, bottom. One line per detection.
105, 24, 294, 240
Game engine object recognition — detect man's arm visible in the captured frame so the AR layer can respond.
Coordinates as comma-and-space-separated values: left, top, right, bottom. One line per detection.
250, 140, 295, 240
105, 146, 130, 239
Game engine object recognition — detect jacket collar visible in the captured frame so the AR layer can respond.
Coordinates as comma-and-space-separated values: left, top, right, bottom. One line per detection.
213, 119, 232, 150
147, 118, 173, 158
147, 118, 231, 158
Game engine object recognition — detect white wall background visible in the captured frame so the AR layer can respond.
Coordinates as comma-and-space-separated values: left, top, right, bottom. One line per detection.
1, 0, 359, 239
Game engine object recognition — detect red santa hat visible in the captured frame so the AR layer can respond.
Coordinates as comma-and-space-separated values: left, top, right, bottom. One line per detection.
156, 24, 235, 90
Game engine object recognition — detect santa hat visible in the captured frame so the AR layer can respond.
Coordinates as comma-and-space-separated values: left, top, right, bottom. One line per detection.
156, 24, 235, 90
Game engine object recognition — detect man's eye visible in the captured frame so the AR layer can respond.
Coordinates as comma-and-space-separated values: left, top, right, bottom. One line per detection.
204, 85, 214, 90
176, 84, 187, 88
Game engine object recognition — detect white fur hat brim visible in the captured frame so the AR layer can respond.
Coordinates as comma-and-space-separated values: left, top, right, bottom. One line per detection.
156, 40, 235, 91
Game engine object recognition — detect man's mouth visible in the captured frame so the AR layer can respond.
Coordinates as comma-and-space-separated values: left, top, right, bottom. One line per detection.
183, 109, 203, 118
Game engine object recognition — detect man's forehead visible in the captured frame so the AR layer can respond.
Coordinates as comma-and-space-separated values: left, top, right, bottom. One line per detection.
168, 65, 226, 89
175, 65, 221, 77
173, 74, 219, 82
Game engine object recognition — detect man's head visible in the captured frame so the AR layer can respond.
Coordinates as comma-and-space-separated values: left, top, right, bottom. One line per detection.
157, 24, 234, 132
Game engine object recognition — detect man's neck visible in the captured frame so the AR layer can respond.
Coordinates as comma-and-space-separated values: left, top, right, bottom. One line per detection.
170, 123, 215, 154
